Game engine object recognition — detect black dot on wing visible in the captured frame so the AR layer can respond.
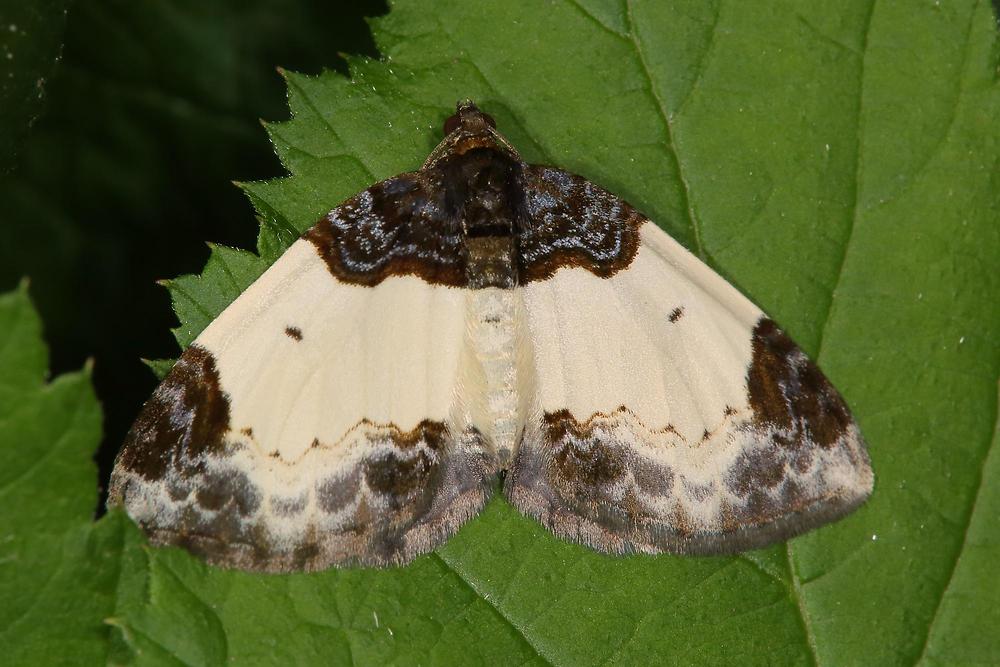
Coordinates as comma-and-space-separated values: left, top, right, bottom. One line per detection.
668, 307, 685, 323
284, 326, 303, 341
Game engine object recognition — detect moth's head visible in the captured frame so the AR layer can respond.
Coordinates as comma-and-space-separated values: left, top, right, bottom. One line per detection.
443, 101, 496, 135
422, 100, 520, 170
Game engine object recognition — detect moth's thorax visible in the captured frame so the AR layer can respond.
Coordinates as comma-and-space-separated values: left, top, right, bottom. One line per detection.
439, 148, 524, 290
438, 149, 523, 235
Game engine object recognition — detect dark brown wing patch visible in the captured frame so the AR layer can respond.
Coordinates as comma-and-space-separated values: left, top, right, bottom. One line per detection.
111, 344, 231, 483
747, 318, 854, 449
518, 166, 644, 283
304, 172, 468, 288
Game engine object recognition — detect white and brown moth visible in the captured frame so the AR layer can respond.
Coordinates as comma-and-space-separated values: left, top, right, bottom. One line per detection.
109, 101, 873, 571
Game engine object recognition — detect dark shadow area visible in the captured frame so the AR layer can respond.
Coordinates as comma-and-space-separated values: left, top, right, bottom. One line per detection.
0, 0, 388, 513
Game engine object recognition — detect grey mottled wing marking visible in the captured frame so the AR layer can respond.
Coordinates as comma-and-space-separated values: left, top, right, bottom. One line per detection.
506, 319, 873, 555
109, 351, 495, 572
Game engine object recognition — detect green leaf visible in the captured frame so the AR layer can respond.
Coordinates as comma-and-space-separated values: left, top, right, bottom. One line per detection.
7, 1, 997, 665
0, 0, 72, 173
142, 2, 1000, 664
0, 284, 131, 666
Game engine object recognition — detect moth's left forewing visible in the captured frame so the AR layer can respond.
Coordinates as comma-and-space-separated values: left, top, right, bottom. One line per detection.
507, 167, 873, 555
109, 176, 496, 572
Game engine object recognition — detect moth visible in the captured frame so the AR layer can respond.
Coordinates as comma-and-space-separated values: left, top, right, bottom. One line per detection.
109, 101, 874, 571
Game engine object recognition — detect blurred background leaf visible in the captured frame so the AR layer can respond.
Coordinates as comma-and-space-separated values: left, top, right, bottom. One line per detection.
0, 0, 72, 174
0, 284, 122, 665
0, 0, 387, 501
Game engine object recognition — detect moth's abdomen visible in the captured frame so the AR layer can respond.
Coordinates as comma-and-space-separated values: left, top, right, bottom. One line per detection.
466, 287, 523, 468
462, 234, 531, 468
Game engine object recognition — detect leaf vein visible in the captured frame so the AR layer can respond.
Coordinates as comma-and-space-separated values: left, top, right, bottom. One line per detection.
167, 282, 217, 327
562, 0, 628, 40
737, 553, 790, 588
432, 552, 554, 666
812, 0, 876, 362
914, 377, 1000, 665
211, 248, 243, 294
675, 3, 722, 117
623, 0, 706, 260
788, 5, 878, 664
785, 542, 820, 667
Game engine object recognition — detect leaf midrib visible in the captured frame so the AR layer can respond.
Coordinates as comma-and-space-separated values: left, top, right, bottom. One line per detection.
914, 380, 1000, 665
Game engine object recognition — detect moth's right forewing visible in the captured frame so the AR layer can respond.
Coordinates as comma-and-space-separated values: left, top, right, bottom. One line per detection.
507, 169, 873, 555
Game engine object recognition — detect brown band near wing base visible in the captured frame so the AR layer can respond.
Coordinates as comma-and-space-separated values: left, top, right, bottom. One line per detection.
303, 164, 643, 289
